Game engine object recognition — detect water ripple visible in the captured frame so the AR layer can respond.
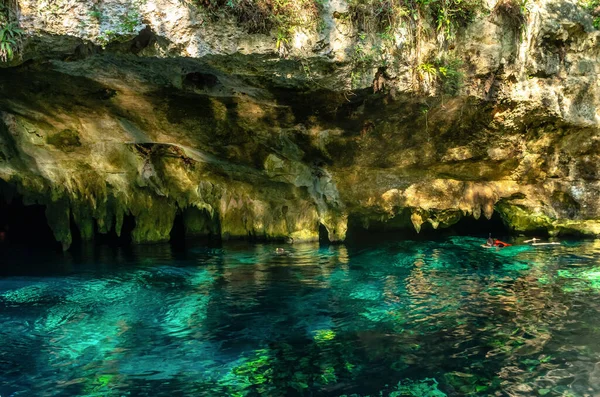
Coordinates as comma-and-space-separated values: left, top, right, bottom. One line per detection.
1, 238, 600, 396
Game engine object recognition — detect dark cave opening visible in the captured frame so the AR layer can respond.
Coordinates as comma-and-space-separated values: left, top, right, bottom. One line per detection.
0, 182, 61, 251
169, 209, 224, 255
92, 214, 136, 247
183, 72, 220, 90
446, 211, 511, 237
170, 211, 187, 249
130, 26, 156, 54
70, 213, 82, 248
346, 210, 511, 244
318, 223, 330, 244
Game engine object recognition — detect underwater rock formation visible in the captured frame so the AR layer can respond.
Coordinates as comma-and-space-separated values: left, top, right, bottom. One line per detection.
2, 0, 600, 248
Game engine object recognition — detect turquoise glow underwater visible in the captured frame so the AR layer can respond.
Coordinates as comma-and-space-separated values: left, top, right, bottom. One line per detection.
2, 237, 600, 396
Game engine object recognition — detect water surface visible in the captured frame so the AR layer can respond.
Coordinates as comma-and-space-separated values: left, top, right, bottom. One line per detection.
2, 237, 600, 396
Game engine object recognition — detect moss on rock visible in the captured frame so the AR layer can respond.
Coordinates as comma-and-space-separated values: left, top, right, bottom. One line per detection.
47, 129, 81, 151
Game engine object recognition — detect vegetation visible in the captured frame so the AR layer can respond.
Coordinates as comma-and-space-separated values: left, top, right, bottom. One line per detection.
345, 0, 480, 93
0, 21, 22, 62
352, 33, 376, 67
97, 30, 118, 47
88, 2, 144, 47
415, 55, 463, 95
346, 0, 483, 39
417, 62, 437, 79
224, 339, 360, 396
186, 0, 324, 54
349, 32, 392, 89
430, 0, 482, 40
493, 0, 528, 38
436, 55, 463, 95
0, 0, 22, 63
88, 8, 104, 23
195, 0, 323, 42
582, 0, 600, 29
347, 0, 403, 33
119, 10, 142, 33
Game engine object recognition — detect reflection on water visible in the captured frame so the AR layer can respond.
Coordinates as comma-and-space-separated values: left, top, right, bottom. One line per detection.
2, 238, 600, 396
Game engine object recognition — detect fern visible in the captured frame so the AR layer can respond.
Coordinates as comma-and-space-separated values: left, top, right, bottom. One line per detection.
0, 22, 23, 62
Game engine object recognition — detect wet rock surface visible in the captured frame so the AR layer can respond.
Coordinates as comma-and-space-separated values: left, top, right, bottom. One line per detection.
2, 0, 600, 247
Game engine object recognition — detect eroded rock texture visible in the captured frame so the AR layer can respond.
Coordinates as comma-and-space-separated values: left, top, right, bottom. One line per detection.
2, 0, 600, 248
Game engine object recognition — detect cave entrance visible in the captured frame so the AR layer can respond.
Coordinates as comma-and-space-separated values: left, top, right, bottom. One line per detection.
170, 211, 187, 250
171, 207, 221, 242
445, 211, 510, 238
345, 210, 511, 244
92, 213, 136, 247
0, 182, 61, 250
319, 223, 330, 244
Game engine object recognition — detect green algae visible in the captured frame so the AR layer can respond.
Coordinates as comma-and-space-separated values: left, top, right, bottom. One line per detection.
338, 378, 447, 397
313, 329, 337, 342
556, 266, 600, 292
1, 283, 50, 304
392, 378, 447, 397
47, 129, 81, 151
496, 201, 555, 234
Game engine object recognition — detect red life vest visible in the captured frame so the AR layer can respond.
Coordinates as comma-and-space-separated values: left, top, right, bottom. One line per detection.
494, 239, 511, 247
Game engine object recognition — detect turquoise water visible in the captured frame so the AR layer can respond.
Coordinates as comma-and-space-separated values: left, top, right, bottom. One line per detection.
2, 237, 600, 396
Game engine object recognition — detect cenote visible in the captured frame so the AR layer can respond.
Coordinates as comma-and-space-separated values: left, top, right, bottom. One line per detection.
2, 235, 600, 396
6, 0, 600, 395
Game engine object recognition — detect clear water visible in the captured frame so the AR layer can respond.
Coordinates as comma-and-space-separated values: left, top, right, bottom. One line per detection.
2, 237, 600, 396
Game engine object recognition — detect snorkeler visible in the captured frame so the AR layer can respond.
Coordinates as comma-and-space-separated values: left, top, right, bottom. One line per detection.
483, 233, 511, 248
275, 248, 288, 256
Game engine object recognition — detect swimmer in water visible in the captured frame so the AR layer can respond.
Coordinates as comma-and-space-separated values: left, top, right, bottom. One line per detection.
484, 233, 511, 248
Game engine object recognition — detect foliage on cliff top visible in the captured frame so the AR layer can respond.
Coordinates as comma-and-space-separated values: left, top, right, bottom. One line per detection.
492, 0, 528, 37
347, 0, 403, 33
431, 0, 483, 39
195, 0, 323, 35
347, 0, 483, 39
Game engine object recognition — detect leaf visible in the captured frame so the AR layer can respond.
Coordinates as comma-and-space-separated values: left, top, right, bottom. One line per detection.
476, 385, 489, 392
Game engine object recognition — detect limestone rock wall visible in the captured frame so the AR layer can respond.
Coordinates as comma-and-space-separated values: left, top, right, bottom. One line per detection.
2, 0, 600, 247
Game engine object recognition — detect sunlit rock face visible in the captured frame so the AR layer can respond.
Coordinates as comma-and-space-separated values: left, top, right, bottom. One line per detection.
2, 0, 600, 248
